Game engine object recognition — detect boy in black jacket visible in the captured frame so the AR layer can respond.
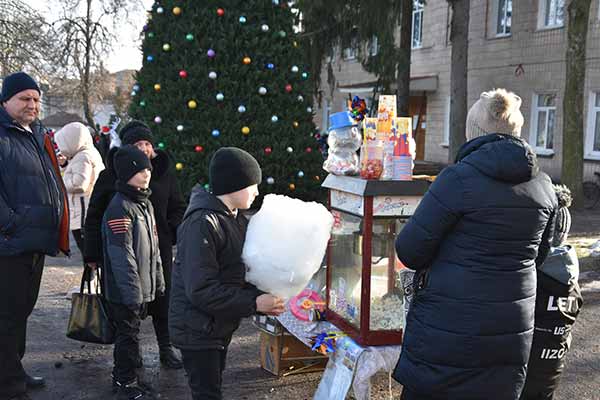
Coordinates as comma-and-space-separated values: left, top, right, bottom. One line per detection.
169, 147, 285, 400
102, 145, 165, 400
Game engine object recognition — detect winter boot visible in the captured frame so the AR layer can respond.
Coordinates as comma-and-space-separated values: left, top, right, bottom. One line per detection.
159, 345, 183, 369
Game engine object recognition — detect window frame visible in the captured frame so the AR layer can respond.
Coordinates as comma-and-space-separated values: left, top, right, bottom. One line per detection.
538, 0, 565, 29
412, 0, 425, 49
530, 93, 557, 155
585, 91, 600, 160
494, 0, 512, 37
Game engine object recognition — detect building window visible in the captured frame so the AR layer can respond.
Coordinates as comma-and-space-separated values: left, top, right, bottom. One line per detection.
343, 35, 359, 60
442, 97, 450, 146
496, 0, 512, 36
531, 93, 557, 153
585, 92, 600, 158
412, 0, 424, 49
369, 36, 379, 57
539, 0, 565, 28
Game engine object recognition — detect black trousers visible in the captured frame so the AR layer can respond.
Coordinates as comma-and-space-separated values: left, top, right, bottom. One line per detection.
109, 303, 143, 384
147, 245, 173, 348
181, 347, 228, 400
72, 229, 84, 255
0, 253, 44, 398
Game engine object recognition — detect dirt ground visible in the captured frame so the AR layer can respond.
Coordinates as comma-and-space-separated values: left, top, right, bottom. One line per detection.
18, 209, 600, 400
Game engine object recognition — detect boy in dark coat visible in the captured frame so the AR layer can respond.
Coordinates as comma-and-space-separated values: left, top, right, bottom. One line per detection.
394, 89, 557, 400
520, 185, 583, 400
84, 120, 186, 368
102, 145, 165, 400
169, 147, 285, 400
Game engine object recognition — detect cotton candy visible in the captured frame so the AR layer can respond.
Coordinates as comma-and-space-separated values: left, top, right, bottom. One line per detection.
243, 194, 333, 299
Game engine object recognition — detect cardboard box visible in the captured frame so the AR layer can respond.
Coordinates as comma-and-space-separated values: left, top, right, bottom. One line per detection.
252, 315, 283, 335
377, 95, 397, 134
259, 330, 329, 376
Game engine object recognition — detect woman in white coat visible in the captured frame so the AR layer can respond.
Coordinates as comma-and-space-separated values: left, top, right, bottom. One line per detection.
54, 122, 105, 254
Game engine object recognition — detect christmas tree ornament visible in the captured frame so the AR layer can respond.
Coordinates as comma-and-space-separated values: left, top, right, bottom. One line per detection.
139, 100, 146, 107
146, 55, 154, 62
307, 107, 313, 113
173, 6, 182, 15
212, 129, 221, 137
158, 142, 165, 149
285, 84, 293, 93
264, 146, 272, 154
133, 84, 140, 91
130, 91, 136, 96
239, 16, 247, 24
177, 125, 184, 131
154, 83, 161, 91
175, 162, 183, 170
297, 95, 304, 102
289, 183, 295, 190
185, 33, 194, 41
297, 171, 304, 178
147, 32, 155, 38
216, 93, 224, 101
188, 100, 197, 109
278, 30, 286, 38
203, 183, 210, 190
314, 175, 321, 181
238, 105, 246, 113
241, 126, 250, 135
266, 63, 275, 70
179, 70, 188, 78
258, 86, 267, 95
162, 43, 171, 51
156, 6, 164, 13
209, 71, 218, 80
154, 116, 162, 124
305, 147, 312, 153
143, 24, 148, 32
194, 145, 203, 152
266, 177, 275, 184
271, 115, 278, 122
291, 65, 299, 73
261, 24, 269, 32
272, 0, 280, 5
207, 49, 216, 58
217, 8, 225, 16
301, 72, 309, 79
243, 56, 252, 65
293, 121, 299, 128
286, 146, 293, 153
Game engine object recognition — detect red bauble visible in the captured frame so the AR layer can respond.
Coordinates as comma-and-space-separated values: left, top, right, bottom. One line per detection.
264, 146, 272, 154
217, 8, 225, 16
285, 84, 293, 93
305, 147, 312, 153
179, 70, 188, 78
101, 126, 110, 133
195, 145, 204, 153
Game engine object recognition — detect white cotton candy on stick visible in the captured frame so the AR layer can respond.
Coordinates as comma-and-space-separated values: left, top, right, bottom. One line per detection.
243, 194, 333, 299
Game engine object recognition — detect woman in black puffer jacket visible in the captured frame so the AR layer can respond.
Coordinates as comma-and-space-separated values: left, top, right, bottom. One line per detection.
394, 89, 557, 400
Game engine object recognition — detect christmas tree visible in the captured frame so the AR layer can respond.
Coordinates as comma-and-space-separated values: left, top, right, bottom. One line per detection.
130, 0, 326, 203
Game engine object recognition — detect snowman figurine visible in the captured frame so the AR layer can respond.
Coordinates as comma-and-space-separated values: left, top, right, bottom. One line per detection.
322, 111, 361, 175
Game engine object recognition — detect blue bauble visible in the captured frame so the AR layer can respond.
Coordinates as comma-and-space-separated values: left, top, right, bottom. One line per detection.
211, 129, 220, 137
146, 55, 154, 62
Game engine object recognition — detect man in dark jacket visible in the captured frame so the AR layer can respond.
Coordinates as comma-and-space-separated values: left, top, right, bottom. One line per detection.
0, 72, 70, 400
394, 89, 557, 400
83, 121, 186, 368
169, 147, 285, 400
102, 145, 165, 400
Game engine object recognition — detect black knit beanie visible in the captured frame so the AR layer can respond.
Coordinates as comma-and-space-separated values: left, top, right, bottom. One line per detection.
1, 72, 41, 102
119, 120, 154, 145
209, 147, 262, 195
113, 145, 153, 183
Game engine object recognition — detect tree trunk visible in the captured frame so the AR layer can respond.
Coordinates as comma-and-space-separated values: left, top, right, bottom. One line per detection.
82, 0, 96, 131
396, 0, 412, 117
562, 0, 591, 208
448, 0, 469, 163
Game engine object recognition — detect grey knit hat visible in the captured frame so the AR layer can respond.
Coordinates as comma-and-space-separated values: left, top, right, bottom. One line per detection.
465, 88, 525, 141
552, 184, 572, 247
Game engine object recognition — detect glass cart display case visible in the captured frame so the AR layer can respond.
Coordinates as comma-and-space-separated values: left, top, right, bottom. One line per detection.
322, 175, 429, 346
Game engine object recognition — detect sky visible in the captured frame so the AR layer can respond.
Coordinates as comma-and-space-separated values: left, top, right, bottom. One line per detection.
23, 0, 154, 73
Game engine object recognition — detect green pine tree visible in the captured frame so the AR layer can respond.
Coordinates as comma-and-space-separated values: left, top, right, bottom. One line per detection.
130, 0, 326, 203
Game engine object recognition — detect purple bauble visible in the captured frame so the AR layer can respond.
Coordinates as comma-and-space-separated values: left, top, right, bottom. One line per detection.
207, 49, 216, 58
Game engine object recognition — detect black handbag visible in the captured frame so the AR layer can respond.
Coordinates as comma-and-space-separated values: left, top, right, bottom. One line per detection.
66, 267, 116, 344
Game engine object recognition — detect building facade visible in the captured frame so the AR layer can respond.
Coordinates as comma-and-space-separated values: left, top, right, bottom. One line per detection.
315, 0, 600, 181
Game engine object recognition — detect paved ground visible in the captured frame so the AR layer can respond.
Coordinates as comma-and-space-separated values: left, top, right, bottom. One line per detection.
19, 210, 600, 400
